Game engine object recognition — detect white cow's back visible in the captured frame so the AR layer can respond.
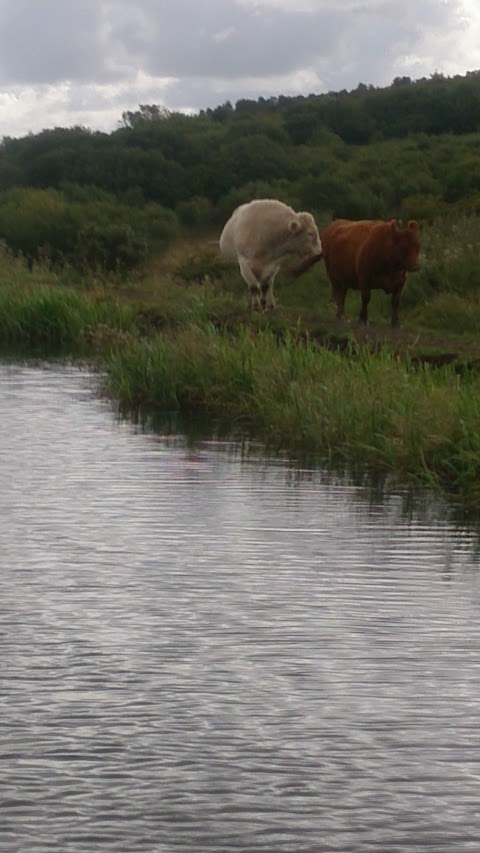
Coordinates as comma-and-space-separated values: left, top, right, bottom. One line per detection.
219, 199, 297, 262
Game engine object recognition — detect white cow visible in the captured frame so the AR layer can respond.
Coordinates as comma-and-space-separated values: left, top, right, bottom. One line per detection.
219, 198, 323, 312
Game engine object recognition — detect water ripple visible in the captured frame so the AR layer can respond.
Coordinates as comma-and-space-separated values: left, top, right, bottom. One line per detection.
1, 364, 480, 852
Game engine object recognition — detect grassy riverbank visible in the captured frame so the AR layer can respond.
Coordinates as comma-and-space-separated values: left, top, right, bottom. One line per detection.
105, 324, 480, 502
0, 218, 480, 509
0, 247, 138, 351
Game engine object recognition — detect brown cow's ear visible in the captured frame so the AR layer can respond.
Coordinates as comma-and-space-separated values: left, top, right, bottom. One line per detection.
390, 219, 398, 233
408, 220, 419, 231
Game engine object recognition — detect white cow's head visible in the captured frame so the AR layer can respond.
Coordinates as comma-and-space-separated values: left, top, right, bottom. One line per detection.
289, 211, 322, 257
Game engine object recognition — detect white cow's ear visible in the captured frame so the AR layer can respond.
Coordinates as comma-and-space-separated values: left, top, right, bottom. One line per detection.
289, 218, 301, 233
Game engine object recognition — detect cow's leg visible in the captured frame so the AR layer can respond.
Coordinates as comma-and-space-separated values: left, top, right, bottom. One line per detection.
359, 289, 370, 324
333, 285, 347, 322
261, 274, 277, 312
391, 291, 401, 328
391, 280, 406, 328
238, 257, 262, 311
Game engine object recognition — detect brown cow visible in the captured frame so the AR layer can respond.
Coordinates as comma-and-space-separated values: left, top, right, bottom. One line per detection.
320, 218, 420, 327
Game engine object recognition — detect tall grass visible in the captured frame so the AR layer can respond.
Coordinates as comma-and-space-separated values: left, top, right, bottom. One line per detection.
104, 324, 480, 504
398, 215, 480, 335
0, 280, 137, 351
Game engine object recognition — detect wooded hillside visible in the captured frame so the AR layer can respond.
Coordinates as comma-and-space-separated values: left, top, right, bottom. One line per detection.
1, 70, 479, 272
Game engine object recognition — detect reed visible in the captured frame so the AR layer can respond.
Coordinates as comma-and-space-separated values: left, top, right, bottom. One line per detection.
0, 279, 137, 350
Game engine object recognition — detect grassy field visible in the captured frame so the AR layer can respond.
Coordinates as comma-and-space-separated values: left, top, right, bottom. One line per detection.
0, 216, 479, 509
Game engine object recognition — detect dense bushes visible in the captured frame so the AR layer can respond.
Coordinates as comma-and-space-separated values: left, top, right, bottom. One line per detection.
0, 186, 179, 274
75, 224, 148, 275
0, 188, 78, 264
0, 70, 480, 271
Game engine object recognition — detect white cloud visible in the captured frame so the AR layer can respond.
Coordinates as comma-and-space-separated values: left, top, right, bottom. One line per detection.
0, 73, 177, 138
237, 0, 321, 11
0, 0, 477, 137
213, 27, 236, 43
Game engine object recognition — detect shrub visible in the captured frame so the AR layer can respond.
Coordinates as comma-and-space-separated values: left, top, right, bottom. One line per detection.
75, 223, 148, 275
0, 187, 79, 264
172, 247, 228, 284
176, 196, 213, 228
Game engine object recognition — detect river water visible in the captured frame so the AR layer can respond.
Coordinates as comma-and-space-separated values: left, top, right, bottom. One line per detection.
1, 363, 480, 853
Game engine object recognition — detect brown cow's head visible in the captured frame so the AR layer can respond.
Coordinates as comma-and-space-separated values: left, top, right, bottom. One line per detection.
391, 220, 420, 272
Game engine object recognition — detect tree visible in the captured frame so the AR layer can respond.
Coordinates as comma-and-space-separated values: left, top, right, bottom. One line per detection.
121, 104, 172, 128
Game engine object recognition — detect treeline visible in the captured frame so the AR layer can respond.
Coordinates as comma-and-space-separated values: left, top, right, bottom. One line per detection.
1, 70, 480, 273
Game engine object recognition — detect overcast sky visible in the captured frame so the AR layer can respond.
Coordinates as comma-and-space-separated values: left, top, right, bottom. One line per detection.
0, 0, 479, 138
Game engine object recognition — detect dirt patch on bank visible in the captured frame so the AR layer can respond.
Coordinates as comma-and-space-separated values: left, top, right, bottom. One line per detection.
244, 313, 480, 372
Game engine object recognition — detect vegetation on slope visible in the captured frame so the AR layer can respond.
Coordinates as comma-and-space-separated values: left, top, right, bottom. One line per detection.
1, 70, 480, 271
